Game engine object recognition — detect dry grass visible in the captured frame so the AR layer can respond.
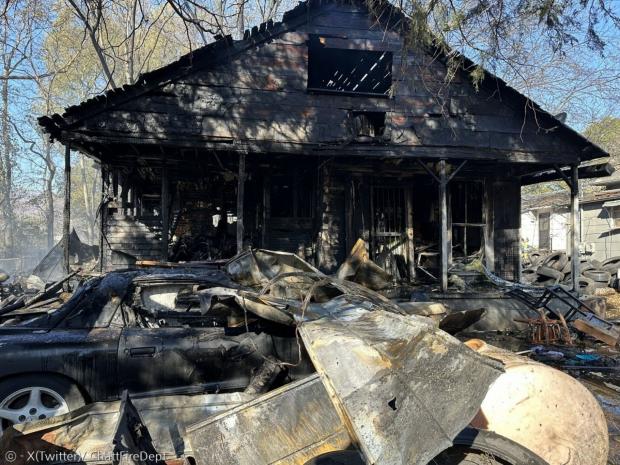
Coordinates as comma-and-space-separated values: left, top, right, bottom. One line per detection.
596, 287, 618, 296
600, 289, 620, 319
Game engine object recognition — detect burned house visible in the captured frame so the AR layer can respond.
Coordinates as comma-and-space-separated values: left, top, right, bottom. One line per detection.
38, 0, 610, 291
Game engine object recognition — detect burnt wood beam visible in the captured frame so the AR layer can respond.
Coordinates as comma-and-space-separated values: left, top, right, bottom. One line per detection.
63, 145, 71, 288
416, 158, 460, 290
439, 159, 449, 292
571, 165, 580, 292
237, 153, 246, 254
553, 164, 573, 190
415, 159, 440, 183
262, 173, 270, 248
405, 187, 415, 280
521, 161, 613, 185
447, 160, 467, 183
99, 166, 107, 272
56, 131, 582, 165
160, 165, 169, 261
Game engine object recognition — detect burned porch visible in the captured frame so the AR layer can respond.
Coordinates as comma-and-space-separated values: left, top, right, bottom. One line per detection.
38, 0, 609, 292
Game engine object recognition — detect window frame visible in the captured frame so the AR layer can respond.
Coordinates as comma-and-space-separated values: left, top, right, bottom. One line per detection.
306, 35, 393, 98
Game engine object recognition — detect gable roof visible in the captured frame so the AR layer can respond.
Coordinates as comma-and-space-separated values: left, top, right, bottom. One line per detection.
38, 0, 608, 162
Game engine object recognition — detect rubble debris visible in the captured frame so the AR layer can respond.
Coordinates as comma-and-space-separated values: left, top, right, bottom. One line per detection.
0, 270, 79, 319
509, 285, 619, 347
448, 273, 467, 291
572, 319, 620, 347
336, 238, 392, 290
397, 301, 447, 320
530, 346, 565, 361
225, 248, 320, 288
243, 356, 285, 395
0, 247, 613, 465
515, 310, 573, 345
1, 306, 505, 465
31, 229, 98, 283
438, 308, 486, 335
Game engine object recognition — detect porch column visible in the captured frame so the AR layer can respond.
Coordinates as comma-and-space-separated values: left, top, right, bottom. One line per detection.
99, 167, 107, 272
439, 159, 449, 291
237, 154, 246, 254
63, 145, 71, 281
261, 173, 271, 248
160, 165, 169, 261
571, 164, 580, 291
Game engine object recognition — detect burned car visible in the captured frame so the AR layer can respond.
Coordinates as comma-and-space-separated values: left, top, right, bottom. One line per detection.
0, 252, 322, 434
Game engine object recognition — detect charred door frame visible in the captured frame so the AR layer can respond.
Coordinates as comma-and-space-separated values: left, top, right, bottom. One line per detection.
368, 180, 415, 280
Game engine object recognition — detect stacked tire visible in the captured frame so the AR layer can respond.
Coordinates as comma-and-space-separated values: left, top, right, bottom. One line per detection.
522, 251, 620, 294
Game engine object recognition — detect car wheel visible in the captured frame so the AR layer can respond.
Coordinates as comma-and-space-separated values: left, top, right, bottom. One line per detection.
303, 450, 364, 464
0, 374, 85, 434
429, 429, 549, 465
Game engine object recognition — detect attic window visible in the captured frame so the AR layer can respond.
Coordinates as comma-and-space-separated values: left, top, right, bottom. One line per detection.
307, 35, 392, 97
349, 111, 386, 141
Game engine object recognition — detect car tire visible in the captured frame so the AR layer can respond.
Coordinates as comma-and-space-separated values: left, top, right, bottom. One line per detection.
528, 253, 542, 267
602, 256, 620, 268
541, 252, 568, 272
561, 259, 572, 274
580, 261, 594, 273
430, 428, 549, 465
0, 374, 85, 434
573, 277, 597, 295
521, 268, 538, 284
589, 259, 603, 270
583, 269, 611, 285
303, 450, 364, 465
536, 266, 563, 282
303, 430, 549, 465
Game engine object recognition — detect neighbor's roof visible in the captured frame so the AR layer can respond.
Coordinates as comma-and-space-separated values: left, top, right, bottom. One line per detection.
38, 0, 608, 161
522, 188, 620, 211
594, 171, 620, 186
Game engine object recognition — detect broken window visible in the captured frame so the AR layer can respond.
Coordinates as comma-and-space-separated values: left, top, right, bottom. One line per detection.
451, 182, 485, 257
350, 111, 386, 140
307, 35, 392, 96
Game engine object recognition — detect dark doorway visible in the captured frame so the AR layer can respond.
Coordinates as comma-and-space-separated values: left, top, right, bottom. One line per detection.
370, 185, 411, 280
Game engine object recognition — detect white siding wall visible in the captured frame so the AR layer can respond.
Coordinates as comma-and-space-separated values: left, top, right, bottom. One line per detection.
521, 212, 537, 248
520, 210, 568, 251
581, 202, 620, 261
522, 202, 620, 261
550, 212, 569, 251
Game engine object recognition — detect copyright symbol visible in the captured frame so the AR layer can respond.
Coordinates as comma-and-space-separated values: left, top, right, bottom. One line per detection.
5, 451, 16, 462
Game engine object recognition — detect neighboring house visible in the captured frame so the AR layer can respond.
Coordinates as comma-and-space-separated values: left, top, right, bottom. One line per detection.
522, 175, 620, 261
39, 0, 609, 290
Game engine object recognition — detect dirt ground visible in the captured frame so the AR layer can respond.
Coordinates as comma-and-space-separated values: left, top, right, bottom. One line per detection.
591, 289, 620, 465
580, 378, 620, 465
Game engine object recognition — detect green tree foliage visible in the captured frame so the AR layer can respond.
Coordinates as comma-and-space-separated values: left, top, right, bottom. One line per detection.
584, 117, 620, 167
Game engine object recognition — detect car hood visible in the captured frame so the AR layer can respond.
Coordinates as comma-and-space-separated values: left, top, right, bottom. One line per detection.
299, 307, 503, 465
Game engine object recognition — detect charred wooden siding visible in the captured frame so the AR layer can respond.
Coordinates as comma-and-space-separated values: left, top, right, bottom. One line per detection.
69, 3, 585, 164
104, 216, 161, 267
